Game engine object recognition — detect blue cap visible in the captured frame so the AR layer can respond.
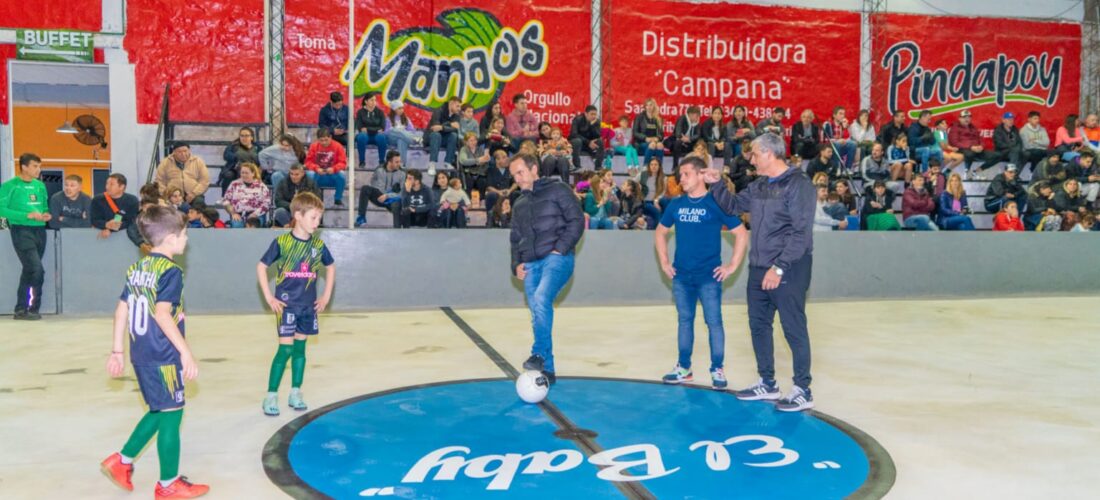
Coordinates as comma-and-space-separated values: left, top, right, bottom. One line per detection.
1003, 112, 1015, 119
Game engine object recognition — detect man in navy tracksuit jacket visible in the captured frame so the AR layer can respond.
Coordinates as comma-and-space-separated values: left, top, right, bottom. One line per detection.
705, 132, 817, 412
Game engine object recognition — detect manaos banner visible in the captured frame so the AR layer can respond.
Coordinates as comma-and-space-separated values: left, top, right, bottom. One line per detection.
606, 1, 860, 133
875, 13, 1081, 135
285, 0, 591, 128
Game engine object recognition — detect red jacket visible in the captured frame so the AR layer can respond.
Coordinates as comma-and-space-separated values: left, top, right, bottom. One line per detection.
993, 212, 1024, 231
902, 188, 936, 221
948, 123, 984, 150
305, 142, 348, 173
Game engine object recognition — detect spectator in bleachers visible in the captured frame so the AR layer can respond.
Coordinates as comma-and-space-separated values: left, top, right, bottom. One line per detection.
823, 107, 857, 174
949, 110, 999, 180
669, 106, 703, 169
490, 195, 513, 228
427, 97, 462, 174
457, 132, 491, 197
861, 142, 889, 184
436, 177, 471, 229
1069, 151, 1100, 209
570, 105, 605, 172
223, 162, 271, 228
814, 186, 846, 232
166, 188, 189, 215
862, 180, 901, 230
598, 169, 621, 216
384, 101, 421, 167
727, 106, 756, 159
584, 174, 617, 230
48, 174, 91, 229
611, 115, 640, 171
790, 109, 821, 160
91, 173, 141, 241
877, 110, 908, 148
260, 134, 306, 189
458, 103, 480, 140
849, 109, 876, 160
1054, 178, 1087, 215
1020, 111, 1051, 169
729, 138, 756, 192
811, 172, 829, 188
908, 110, 942, 173
485, 150, 514, 226
538, 126, 572, 181
834, 179, 858, 216
983, 164, 1027, 213
220, 127, 261, 194
1060, 211, 1080, 231
633, 98, 667, 167
317, 91, 350, 146
992, 200, 1025, 231
200, 206, 227, 229
506, 93, 540, 144
887, 133, 915, 183
701, 107, 732, 167
1032, 151, 1065, 183
938, 174, 975, 230
304, 128, 347, 206
431, 171, 450, 200
933, 119, 966, 173
357, 150, 406, 228
755, 107, 786, 137
538, 122, 553, 142
155, 142, 210, 204
273, 164, 320, 228
685, 139, 713, 168
484, 117, 513, 155
1082, 114, 1100, 152
518, 139, 539, 158
400, 170, 433, 228
992, 112, 1023, 169
902, 175, 938, 230
640, 157, 667, 228
1024, 181, 1057, 230
1054, 114, 1085, 157
354, 92, 388, 168
923, 159, 947, 197
480, 100, 507, 138
807, 144, 839, 183
617, 179, 647, 230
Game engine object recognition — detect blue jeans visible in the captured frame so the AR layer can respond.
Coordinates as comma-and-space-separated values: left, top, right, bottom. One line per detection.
639, 143, 665, 168
588, 215, 617, 230
643, 200, 661, 229
523, 253, 575, 373
672, 272, 725, 371
307, 171, 347, 202
940, 215, 975, 230
355, 132, 388, 165
385, 129, 418, 166
903, 215, 939, 230
830, 140, 858, 170
914, 146, 944, 173
428, 130, 458, 165
270, 171, 287, 190
1024, 213, 1044, 231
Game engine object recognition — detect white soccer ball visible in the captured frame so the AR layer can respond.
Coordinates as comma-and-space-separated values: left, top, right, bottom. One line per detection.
516, 370, 550, 404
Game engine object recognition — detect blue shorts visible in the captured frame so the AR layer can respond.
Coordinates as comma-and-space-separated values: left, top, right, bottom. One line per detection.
278, 305, 319, 337
134, 363, 185, 412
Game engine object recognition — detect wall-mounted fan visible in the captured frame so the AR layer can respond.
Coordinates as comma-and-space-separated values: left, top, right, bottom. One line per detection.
72, 114, 108, 149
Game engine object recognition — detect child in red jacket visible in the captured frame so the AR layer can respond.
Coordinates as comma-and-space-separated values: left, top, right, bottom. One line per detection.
993, 200, 1025, 231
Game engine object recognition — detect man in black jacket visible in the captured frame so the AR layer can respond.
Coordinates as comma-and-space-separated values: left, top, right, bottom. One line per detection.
984, 164, 1028, 213
569, 105, 605, 172
704, 132, 817, 412
992, 112, 1023, 169
273, 164, 321, 227
90, 173, 141, 245
508, 153, 585, 385
427, 97, 462, 173
317, 91, 350, 146
670, 106, 703, 168
877, 110, 908, 148
790, 109, 821, 160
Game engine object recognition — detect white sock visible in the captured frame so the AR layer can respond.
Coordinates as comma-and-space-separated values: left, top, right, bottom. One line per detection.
159, 476, 178, 487
267, 391, 277, 398
119, 453, 133, 465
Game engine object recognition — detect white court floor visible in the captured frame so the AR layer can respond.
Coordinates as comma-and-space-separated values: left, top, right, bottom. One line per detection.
1, 297, 1097, 499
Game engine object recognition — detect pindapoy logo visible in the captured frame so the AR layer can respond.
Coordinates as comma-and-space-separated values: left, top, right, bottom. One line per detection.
340, 9, 549, 112
882, 41, 1063, 118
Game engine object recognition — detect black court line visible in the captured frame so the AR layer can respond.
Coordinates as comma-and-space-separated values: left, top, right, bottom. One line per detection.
441, 307, 656, 500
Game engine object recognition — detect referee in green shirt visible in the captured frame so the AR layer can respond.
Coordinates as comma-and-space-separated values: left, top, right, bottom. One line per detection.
0, 153, 51, 320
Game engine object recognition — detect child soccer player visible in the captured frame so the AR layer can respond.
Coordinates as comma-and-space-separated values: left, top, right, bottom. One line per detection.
256, 192, 335, 416
654, 157, 748, 390
101, 205, 209, 499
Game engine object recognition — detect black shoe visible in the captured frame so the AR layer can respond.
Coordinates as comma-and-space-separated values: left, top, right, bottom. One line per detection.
334, 199, 345, 207
13, 310, 28, 320
522, 354, 545, 371
24, 311, 41, 321
542, 371, 557, 386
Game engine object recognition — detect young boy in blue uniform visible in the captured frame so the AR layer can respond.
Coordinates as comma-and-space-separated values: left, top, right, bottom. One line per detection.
257, 191, 335, 416
101, 205, 209, 499
655, 157, 748, 389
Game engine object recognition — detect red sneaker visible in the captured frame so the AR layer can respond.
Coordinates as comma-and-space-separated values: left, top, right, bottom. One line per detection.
154, 476, 210, 499
99, 452, 134, 491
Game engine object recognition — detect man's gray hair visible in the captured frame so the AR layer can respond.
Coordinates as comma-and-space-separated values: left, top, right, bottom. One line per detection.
752, 133, 787, 160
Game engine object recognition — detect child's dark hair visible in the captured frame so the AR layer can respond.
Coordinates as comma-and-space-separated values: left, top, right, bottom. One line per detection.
826, 193, 841, 203
138, 205, 186, 246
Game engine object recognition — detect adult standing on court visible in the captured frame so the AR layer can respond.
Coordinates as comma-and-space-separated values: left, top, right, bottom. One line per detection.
508, 153, 585, 386
704, 133, 817, 412
0, 153, 51, 320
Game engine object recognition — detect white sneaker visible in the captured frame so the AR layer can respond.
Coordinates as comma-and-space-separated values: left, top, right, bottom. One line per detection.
427, 163, 436, 177
776, 386, 815, 412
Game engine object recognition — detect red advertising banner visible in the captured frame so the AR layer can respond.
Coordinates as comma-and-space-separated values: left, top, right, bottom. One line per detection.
284, 0, 591, 129
605, 0, 861, 134
0, 3, 102, 31
874, 13, 1081, 136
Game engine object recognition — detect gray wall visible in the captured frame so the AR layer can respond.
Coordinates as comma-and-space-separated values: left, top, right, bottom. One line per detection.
1, 228, 1096, 316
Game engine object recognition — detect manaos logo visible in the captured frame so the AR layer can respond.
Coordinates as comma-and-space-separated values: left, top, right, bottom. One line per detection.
340, 9, 549, 112
882, 41, 1063, 119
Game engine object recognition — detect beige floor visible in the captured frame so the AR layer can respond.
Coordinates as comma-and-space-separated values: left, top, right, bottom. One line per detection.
0, 298, 1097, 499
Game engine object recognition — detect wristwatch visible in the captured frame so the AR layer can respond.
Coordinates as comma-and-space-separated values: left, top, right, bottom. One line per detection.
770, 265, 784, 276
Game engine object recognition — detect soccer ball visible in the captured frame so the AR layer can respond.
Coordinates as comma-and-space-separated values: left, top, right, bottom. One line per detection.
516, 370, 550, 404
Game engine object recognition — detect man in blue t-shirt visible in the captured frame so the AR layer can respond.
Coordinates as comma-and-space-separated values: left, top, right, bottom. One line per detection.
655, 156, 748, 390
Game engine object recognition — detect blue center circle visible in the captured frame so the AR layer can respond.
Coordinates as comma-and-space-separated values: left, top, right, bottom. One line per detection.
263, 378, 894, 499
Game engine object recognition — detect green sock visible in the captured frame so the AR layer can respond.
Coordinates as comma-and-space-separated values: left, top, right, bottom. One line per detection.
268, 344, 293, 392
291, 339, 307, 388
120, 411, 160, 459
156, 410, 183, 481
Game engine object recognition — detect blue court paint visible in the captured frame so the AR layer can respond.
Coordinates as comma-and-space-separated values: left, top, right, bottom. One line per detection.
267, 378, 889, 499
